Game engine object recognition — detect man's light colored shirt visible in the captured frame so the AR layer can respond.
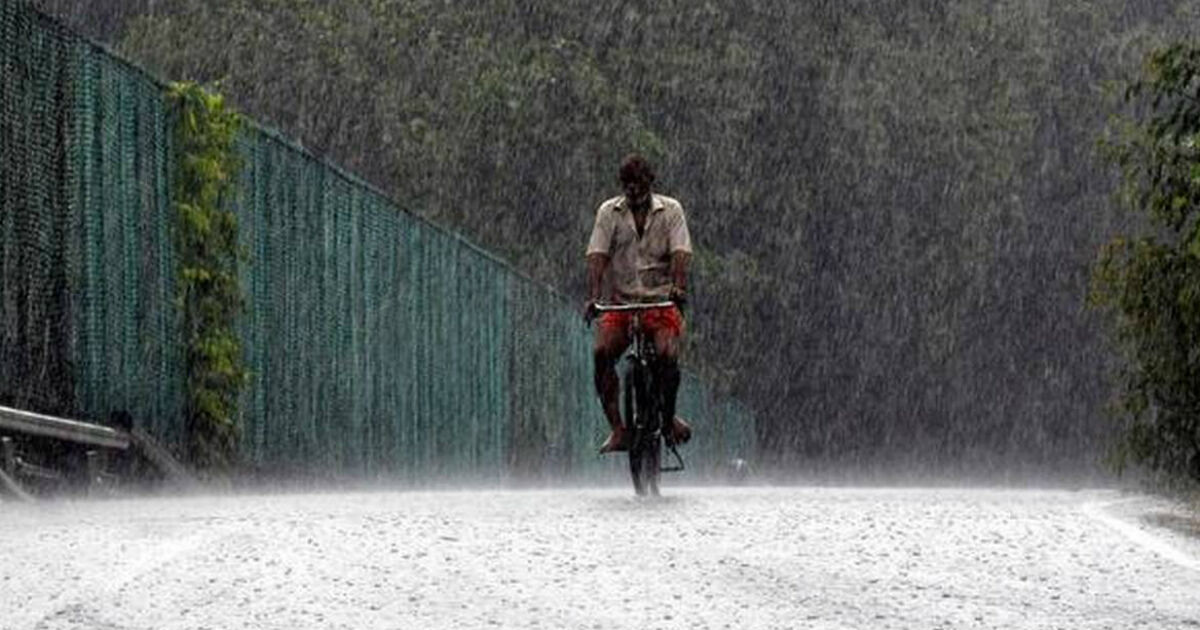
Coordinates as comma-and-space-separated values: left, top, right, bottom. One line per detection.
586, 193, 692, 303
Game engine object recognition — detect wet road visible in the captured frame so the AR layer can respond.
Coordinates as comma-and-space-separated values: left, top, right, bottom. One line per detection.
2, 487, 1198, 629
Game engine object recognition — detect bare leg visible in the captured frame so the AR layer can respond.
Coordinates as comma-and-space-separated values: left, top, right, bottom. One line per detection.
654, 327, 689, 444
594, 323, 630, 452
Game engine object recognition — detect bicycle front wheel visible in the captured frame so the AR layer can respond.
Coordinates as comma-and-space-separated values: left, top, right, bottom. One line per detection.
629, 432, 661, 497
626, 362, 661, 497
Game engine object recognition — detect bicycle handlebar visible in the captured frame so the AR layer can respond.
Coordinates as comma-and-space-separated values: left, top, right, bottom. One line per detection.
592, 301, 676, 312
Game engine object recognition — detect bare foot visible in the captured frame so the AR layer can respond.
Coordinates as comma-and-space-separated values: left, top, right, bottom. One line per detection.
599, 428, 628, 454
671, 416, 692, 445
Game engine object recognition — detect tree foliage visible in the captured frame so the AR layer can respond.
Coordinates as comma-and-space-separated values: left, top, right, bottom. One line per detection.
39, 0, 1200, 476
1093, 44, 1200, 480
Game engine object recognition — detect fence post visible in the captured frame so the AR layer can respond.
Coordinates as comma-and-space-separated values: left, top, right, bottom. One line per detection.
86, 449, 103, 494
1, 437, 15, 476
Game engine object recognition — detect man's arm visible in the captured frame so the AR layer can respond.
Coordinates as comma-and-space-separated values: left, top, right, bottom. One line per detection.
666, 203, 692, 303
585, 253, 610, 323
584, 202, 613, 322
670, 251, 690, 303
587, 253, 610, 303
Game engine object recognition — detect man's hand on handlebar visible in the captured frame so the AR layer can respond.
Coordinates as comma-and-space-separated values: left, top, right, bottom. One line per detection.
583, 299, 600, 326
668, 286, 688, 310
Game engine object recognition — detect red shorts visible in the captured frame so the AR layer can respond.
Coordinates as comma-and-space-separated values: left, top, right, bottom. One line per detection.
598, 305, 684, 338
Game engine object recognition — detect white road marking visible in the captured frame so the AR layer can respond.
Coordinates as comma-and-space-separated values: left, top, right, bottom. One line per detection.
1082, 499, 1200, 573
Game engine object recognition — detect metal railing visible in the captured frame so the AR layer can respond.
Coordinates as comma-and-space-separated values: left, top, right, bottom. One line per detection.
0, 406, 130, 449
0, 405, 195, 500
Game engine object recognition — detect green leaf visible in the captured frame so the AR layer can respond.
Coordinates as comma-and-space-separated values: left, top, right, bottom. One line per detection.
169, 81, 247, 472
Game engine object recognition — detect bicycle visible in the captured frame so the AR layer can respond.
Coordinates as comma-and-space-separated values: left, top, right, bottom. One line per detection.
593, 301, 686, 496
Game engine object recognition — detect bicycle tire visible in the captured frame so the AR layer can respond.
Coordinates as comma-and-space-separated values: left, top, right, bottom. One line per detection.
626, 360, 662, 497
635, 432, 661, 497
622, 363, 644, 495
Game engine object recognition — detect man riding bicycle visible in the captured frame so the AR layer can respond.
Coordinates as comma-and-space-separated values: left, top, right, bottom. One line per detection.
585, 154, 692, 454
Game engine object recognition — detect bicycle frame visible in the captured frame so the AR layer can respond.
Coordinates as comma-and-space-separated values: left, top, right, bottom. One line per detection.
594, 301, 686, 495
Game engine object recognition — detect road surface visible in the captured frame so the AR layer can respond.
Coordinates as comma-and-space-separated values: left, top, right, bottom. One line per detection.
2, 486, 1197, 629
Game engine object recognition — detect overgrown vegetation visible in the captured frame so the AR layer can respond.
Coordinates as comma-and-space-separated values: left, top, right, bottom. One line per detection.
1093, 44, 1200, 482
168, 81, 247, 472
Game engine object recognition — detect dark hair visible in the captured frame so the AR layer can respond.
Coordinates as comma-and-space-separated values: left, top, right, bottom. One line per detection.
618, 153, 655, 184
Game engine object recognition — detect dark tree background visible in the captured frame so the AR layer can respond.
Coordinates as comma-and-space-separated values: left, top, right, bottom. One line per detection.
1092, 43, 1200, 483
35, 0, 1200, 479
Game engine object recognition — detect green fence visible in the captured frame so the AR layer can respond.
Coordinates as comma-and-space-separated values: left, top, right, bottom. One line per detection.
0, 1, 183, 447
0, 0, 755, 481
